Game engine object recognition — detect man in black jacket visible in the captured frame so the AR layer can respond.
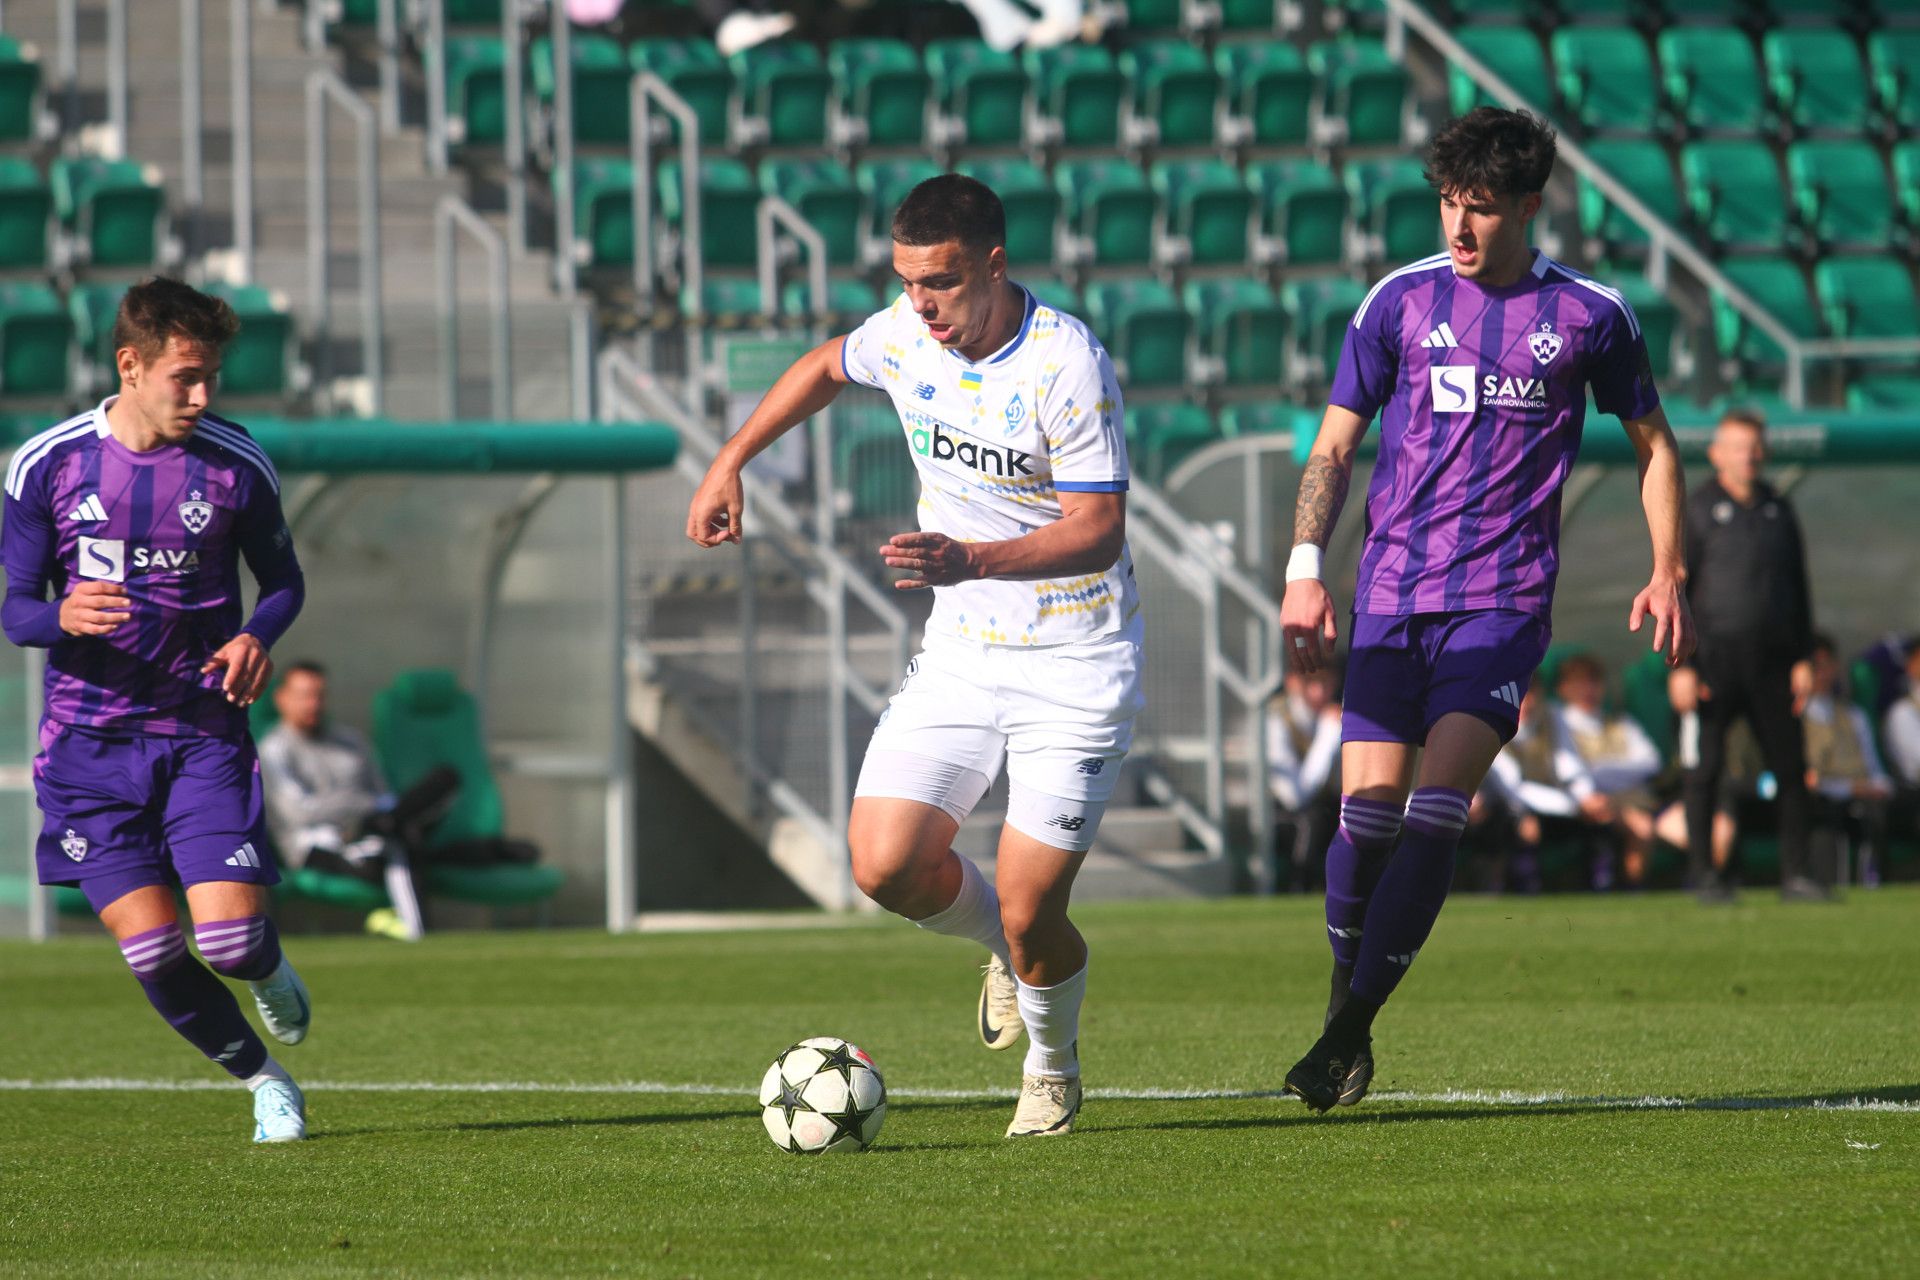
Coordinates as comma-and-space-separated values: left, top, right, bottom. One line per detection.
1683, 409, 1827, 902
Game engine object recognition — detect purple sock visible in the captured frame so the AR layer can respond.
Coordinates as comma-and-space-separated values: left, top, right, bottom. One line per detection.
119, 923, 268, 1080
194, 916, 282, 982
1351, 787, 1470, 1004
1325, 795, 1403, 968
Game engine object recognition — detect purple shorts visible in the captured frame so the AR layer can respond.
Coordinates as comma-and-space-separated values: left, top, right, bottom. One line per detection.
33, 720, 278, 913
1341, 609, 1551, 747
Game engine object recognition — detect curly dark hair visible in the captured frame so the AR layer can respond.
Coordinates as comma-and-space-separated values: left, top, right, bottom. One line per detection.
1422, 107, 1557, 202
891, 174, 1006, 254
112, 276, 240, 365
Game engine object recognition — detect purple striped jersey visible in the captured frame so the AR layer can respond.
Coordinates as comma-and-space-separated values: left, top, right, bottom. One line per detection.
2, 401, 301, 737
1329, 250, 1659, 619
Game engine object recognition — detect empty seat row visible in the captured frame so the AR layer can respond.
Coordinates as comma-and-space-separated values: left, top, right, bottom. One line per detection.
1334, 0, 1904, 31
1710, 255, 1920, 365
0, 155, 172, 272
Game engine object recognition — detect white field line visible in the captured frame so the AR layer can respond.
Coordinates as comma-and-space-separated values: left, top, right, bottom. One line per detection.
0, 1078, 1916, 1113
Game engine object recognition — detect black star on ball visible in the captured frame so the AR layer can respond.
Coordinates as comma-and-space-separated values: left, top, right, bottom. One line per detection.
773, 1077, 808, 1126
820, 1099, 877, 1148
811, 1042, 864, 1085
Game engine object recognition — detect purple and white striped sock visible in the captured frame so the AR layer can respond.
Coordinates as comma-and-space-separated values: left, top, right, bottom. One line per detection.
1324, 795, 1404, 968
194, 916, 282, 982
118, 922, 268, 1080
119, 922, 189, 979
1350, 786, 1471, 1004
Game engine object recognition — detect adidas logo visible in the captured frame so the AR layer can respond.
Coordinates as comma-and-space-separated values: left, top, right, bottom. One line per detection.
1388, 949, 1421, 967
67, 494, 107, 523
1420, 323, 1460, 349
1490, 681, 1522, 708
225, 842, 261, 869
1327, 925, 1362, 940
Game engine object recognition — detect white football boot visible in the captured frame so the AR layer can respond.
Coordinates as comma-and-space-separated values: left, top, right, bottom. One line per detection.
247, 958, 311, 1045
978, 955, 1025, 1051
252, 1078, 307, 1143
1006, 1072, 1082, 1138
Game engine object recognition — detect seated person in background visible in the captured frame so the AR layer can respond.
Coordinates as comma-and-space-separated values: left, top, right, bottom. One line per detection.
1797, 634, 1895, 884
1554, 654, 1664, 887
1267, 666, 1343, 893
1883, 642, 1920, 790
1482, 678, 1613, 893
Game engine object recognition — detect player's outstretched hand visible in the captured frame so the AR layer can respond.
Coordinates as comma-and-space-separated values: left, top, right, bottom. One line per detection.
202, 634, 272, 707
1628, 572, 1696, 668
1281, 578, 1339, 675
59, 580, 132, 637
686, 468, 744, 547
880, 531, 978, 589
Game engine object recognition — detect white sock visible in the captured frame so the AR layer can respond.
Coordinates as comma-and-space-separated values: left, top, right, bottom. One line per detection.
244, 1058, 292, 1092
383, 853, 426, 940
912, 855, 1011, 966
1017, 964, 1086, 1079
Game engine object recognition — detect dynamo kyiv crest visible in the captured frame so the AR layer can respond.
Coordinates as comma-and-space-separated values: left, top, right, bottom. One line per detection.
1528, 324, 1563, 366
178, 491, 213, 534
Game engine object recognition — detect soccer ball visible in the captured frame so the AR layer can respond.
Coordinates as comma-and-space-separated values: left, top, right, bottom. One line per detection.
759, 1036, 887, 1154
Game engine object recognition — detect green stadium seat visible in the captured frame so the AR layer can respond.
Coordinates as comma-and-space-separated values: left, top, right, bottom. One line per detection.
1083, 277, 1189, 389
684, 275, 765, 324
1680, 140, 1786, 254
371, 670, 508, 851
1309, 36, 1409, 147
1607, 274, 1678, 379
68, 281, 124, 391
1024, 44, 1124, 147
1055, 159, 1155, 267
834, 400, 915, 520
440, 0, 504, 21
1126, 403, 1217, 485
1449, 0, 1534, 19
1022, 274, 1083, 317
1579, 140, 1680, 259
1560, 0, 1640, 21
1846, 375, 1920, 413
955, 158, 1057, 265
1764, 30, 1869, 135
559, 157, 636, 266
0, 34, 44, 144
529, 34, 631, 148
1184, 278, 1285, 387
1766, 0, 1863, 21
759, 158, 859, 266
1787, 141, 1893, 251
1893, 142, 1920, 238
439, 35, 507, 145
1868, 32, 1920, 134
1215, 42, 1312, 148
731, 41, 831, 146
1710, 256, 1817, 365
854, 158, 940, 245
0, 157, 51, 270
628, 39, 733, 146
924, 39, 1027, 148
1281, 275, 1367, 383
1813, 255, 1919, 344
1551, 29, 1659, 136
0, 282, 71, 399
1217, 0, 1282, 30
658, 156, 760, 269
1450, 26, 1551, 116
1119, 41, 1220, 148
1345, 157, 1436, 263
1119, 0, 1183, 31
1151, 159, 1252, 266
50, 157, 167, 269
828, 39, 928, 146
780, 276, 880, 325
1219, 402, 1315, 437
204, 284, 296, 398
1246, 158, 1347, 268
1658, 27, 1766, 135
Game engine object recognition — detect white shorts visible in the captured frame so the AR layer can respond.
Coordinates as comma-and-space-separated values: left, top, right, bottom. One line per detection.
853, 614, 1145, 852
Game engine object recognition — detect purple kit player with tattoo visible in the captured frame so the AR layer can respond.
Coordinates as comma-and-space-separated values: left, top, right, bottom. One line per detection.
2, 278, 311, 1141
1278, 109, 1697, 1111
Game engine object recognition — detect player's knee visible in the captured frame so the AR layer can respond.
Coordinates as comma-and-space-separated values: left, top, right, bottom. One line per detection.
849, 842, 927, 912
997, 896, 1056, 951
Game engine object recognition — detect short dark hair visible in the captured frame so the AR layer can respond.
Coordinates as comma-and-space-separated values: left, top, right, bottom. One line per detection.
112, 276, 240, 365
1423, 107, 1557, 202
282, 660, 327, 681
1556, 653, 1607, 687
1809, 632, 1837, 659
891, 174, 1005, 254
1718, 407, 1768, 435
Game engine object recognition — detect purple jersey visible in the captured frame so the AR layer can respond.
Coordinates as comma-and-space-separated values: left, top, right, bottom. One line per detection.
2, 401, 304, 737
1329, 250, 1659, 619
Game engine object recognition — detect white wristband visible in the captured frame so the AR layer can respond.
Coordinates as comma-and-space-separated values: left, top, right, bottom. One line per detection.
1285, 544, 1324, 583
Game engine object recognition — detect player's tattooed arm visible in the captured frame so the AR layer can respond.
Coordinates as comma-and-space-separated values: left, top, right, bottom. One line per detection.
1292, 455, 1350, 551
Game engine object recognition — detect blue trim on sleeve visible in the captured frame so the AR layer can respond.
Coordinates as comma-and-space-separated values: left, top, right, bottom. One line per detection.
839, 335, 855, 385
1054, 479, 1129, 493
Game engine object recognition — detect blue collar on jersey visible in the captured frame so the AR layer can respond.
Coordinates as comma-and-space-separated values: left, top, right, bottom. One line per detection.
946, 285, 1036, 369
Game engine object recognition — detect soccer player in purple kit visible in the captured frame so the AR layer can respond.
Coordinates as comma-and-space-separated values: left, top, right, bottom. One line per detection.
2, 278, 311, 1141
1278, 109, 1696, 1112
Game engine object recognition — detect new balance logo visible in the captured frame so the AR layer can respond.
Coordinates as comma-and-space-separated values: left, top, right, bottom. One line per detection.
912, 382, 936, 400
1490, 682, 1522, 708
1420, 322, 1460, 349
1075, 758, 1106, 776
1047, 814, 1086, 832
66, 494, 107, 523
226, 842, 261, 869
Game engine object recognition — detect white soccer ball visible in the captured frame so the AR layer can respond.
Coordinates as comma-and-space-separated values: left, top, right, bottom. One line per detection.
759, 1036, 887, 1154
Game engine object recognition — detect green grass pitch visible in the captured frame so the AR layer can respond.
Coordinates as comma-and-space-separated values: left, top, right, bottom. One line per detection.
2, 889, 1916, 1278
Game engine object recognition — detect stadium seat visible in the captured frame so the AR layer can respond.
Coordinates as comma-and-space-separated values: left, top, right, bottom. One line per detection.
954, 158, 1057, 265
1813, 255, 1919, 345
0, 282, 70, 399
827, 39, 928, 146
1126, 403, 1217, 485
560, 157, 636, 267
924, 39, 1027, 148
1709, 256, 1817, 365
780, 276, 880, 325
439, 35, 507, 146
1893, 142, 1920, 240
203, 284, 296, 398
1679, 141, 1786, 254
1345, 157, 1436, 263
1219, 402, 1315, 437
1607, 274, 1678, 379
1184, 278, 1285, 387
50, 157, 167, 269
1151, 160, 1252, 266
67, 281, 124, 391
1119, 41, 1220, 148
1308, 37, 1408, 146
1280, 275, 1367, 383
628, 39, 733, 146
1868, 32, 1920, 135
1657, 27, 1766, 135
0, 35, 43, 144
1766, 0, 1866, 22
684, 276, 764, 324
1764, 30, 1870, 136
1022, 274, 1083, 317
1118, 0, 1183, 32
1054, 159, 1156, 267
731, 42, 831, 146
371, 670, 510, 850
439, 0, 504, 21
1560, 0, 1640, 23
1217, 0, 1284, 31
529, 34, 631, 148
1083, 277, 1189, 389
1450, 26, 1551, 116
658, 156, 761, 269
1024, 44, 1124, 147
1846, 374, 1920, 412
1578, 140, 1681, 260
759, 158, 859, 266
1215, 42, 1312, 148
854, 158, 940, 245
835, 399, 916, 520
1245, 158, 1347, 268
1551, 29, 1660, 136
1448, 0, 1533, 18
0, 157, 52, 270
1787, 141, 1893, 252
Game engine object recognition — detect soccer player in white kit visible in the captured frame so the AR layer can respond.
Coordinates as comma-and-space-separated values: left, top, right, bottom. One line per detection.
687, 176, 1141, 1137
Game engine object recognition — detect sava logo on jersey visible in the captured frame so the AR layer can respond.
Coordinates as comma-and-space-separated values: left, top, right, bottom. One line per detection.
1481, 374, 1550, 410
74, 537, 201, 581
905, 415, 1034, 477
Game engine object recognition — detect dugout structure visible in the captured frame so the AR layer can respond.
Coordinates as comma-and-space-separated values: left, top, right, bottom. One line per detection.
0, 421, 677, 940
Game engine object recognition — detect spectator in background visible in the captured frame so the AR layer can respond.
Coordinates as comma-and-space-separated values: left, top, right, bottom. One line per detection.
1653, 665, 1745, 880
1682, 409, 1826, 903
1268, 666, 1343, 892
1857, 632, 1917, 723
1883, 642, 1920, 789
1483, 678, 1612, 893
1554, 654, 1663, 887
1797, 634, 1894, 885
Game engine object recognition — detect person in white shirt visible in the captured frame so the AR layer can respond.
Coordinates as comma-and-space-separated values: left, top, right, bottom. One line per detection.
1883, 643, 1920, 790
687, 175, 1138, 1139
1267, 668, 1343, 892
1483, 678, 1612, 891
1553, 654, 1664, 887
1792, 635, 1894, 883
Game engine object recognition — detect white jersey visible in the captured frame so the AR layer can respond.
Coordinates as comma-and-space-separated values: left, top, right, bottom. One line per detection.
841, 285, 1138, 647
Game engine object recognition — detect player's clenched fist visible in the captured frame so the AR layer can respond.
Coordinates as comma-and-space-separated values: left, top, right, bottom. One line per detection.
686, 468, 744, 547
59, 580, 133, 637
1281, 578, 1339, 676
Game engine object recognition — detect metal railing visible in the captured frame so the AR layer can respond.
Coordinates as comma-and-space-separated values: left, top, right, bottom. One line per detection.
425, 0, 449, 173
436, 194, 512, 420
228, 0, 254, 279
176, 0, 255, 276
106, 0, 126, 154
306, 70, 384, 416
550, 4, 575, 294
632, 72, 704, 316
